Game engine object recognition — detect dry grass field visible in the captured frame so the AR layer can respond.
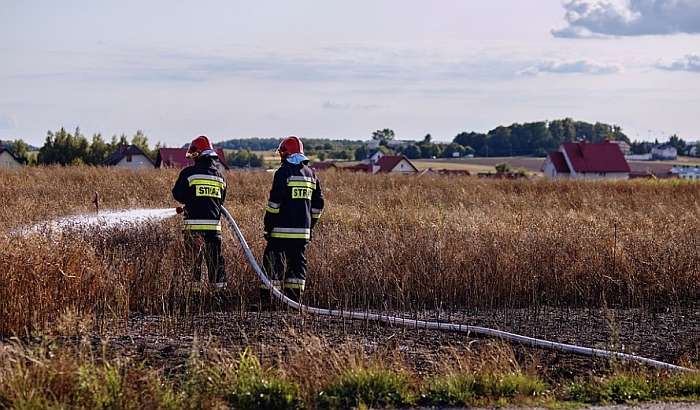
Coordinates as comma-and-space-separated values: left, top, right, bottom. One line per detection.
1, 165, 700, 407
411, 155, 700, 176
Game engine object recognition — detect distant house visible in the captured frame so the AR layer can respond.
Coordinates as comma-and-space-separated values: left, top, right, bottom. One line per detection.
542, 140, 630, 179
154, 148, 229, 172
610, 140, 631, 155
477, 172, 527, 179
363, 149, 385, 165
0, 140, 28, 168
682, 141, 697, 157
343, 163, 372, 173
651, 144, 678, 161
628, 170, 678, 180
385, 140, 413, 149
99, 144, 155, 168
420, 168, 471, 177
541, 151, 570, 178
670, 165, 700, 180
309, 162, 338, 172
372, 155, 418, 175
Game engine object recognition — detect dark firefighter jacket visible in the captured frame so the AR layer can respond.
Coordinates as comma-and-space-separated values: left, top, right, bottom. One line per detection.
172, 159, 227, 231
264, 160, 324, 241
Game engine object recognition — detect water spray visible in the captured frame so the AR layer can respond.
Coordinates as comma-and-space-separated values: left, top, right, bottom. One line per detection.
221, 206, 695, 373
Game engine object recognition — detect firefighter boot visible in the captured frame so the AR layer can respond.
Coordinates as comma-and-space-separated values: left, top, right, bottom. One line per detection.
251, 288, 275, 312
284, 288, 303, 304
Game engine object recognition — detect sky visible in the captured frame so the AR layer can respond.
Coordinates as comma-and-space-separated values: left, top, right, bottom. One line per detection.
1, 0, 699, 148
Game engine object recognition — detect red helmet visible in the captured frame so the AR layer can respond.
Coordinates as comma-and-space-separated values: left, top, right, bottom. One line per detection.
186, 135, 217, 159
277, 136, 304, 161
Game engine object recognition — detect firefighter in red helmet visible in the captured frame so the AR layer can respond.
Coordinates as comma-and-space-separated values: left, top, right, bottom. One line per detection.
172, 135, 228, 290
260, 136, 324, 306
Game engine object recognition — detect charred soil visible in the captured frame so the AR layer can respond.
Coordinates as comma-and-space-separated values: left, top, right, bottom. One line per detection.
48, 300, 700, 384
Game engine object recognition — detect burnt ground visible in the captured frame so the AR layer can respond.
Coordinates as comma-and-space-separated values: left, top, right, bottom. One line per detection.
45, 300, 700, 384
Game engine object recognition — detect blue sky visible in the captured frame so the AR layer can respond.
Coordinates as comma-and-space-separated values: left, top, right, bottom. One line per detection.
1, 0, 698, 148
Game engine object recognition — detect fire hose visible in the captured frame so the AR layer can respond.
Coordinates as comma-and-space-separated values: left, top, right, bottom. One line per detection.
220, 206, 694, 373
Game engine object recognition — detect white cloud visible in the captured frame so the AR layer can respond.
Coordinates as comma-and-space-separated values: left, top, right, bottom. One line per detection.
518, 58, 623, 75
552, 0, 700, 38
322, 102, 378, 110
654, 54, 700, 72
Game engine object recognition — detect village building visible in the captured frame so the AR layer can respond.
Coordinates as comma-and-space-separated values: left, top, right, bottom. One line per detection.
0, 140, 28, 168
651, 144, 678, 160
372, 155, 418, 175
99, 144, 155, 168
420, 168, 471, 177
362, 148, 385, 165
154, 148, 229, 172
610, 140, 631, 155
669, 165, 700, 180
682, 141, 697, 157
628, 170, 678, 180
309, 162, 338, 172
541, 140, 631, 179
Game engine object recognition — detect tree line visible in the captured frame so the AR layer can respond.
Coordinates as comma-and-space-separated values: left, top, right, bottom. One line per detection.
2, 118, 689, 166
3, 127, 265, 168
216, 119, 667, 161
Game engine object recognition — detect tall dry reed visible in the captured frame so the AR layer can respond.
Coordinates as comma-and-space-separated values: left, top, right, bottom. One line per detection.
1, 166, 699, 337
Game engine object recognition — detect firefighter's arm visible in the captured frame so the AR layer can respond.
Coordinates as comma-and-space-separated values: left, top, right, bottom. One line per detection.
310, 177, 324, 231
220, 173, 227, 204
172, 171, 188, 204
263, 170, 286, 238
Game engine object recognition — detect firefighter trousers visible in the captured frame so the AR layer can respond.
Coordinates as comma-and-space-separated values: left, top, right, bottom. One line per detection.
183, 230, 226, 284
261, 238, 308, 302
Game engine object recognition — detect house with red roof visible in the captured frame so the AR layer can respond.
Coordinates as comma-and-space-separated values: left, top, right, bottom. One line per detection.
154, 148, 229, 172
372, 155, 418, 175
541, 140, 630, 179
343, 163, 372, 173
309, 161, 338, 172
420, 168, 471, 177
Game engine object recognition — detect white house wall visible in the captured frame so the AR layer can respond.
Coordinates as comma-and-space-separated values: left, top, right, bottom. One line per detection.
584, 172, 629, 180
391, 160, 417, 173
116, 155, 154, 168
542, 161, 569, 178
0, 151, 21, 168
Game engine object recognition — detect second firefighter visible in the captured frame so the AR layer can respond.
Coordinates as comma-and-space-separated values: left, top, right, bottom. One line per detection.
261, 136, 324, 304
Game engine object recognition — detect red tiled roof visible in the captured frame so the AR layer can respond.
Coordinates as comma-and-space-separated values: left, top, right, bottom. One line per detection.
545, 151, 570, 173
561, 140, 630, 173
374, 155, 418, 173
343, 163, 371, 172
309, 162, 337, 171
629, 171, 678, 180
155, 148, 229, 169
433, 169, 471, 176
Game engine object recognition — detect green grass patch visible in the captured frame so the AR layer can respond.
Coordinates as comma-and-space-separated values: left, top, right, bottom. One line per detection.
318, 367, 414, 409
422, 371, 548, 407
